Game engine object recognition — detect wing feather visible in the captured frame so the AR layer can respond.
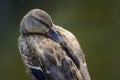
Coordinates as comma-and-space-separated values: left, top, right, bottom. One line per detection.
54, 25, 91, 80
18, 25, 90, 80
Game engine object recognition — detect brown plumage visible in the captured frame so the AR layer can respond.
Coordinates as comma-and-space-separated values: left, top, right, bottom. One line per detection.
18, 9, 90, 80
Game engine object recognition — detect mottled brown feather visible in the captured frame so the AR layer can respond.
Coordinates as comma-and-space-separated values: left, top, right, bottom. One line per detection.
18, 25, 90, 80
18, 9, 90, 80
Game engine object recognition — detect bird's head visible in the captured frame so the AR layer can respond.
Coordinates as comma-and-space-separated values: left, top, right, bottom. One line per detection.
20, 9, 61, 42
20, 9, 53, 34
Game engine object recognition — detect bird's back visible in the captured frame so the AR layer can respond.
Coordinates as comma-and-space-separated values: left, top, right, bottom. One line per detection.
18, 25, 90, 80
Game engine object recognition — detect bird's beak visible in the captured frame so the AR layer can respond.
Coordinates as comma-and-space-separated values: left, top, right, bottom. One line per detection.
46, 28, 62, 43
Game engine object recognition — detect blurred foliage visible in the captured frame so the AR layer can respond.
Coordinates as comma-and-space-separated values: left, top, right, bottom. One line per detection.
0, 0, 120, 80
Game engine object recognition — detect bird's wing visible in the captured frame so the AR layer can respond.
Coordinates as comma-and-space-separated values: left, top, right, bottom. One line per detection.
18, 34, 64, 80
54, 25, 91, 80
18, 35, 47, 80
26, 64, 47, 80
18, 34, 83, 80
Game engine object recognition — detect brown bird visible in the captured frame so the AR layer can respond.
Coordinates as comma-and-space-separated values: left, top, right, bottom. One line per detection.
18, 9, 91, 80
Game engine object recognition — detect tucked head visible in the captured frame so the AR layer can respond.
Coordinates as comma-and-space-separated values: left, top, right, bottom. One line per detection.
20, 9, 53, 34
20, 9, 61, 42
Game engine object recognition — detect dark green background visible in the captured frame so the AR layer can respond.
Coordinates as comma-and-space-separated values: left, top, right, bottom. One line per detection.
0, 0, 120, 80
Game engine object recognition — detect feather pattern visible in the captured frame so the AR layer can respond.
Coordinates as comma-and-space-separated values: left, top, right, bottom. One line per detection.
18, 9, 90, 80
18, 25, 90, 80
26, 64, 46, 80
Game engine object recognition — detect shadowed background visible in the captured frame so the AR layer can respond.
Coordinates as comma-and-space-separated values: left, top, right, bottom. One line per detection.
0, 0, 120, 80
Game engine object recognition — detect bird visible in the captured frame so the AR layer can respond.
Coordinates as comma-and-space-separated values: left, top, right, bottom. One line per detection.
18, 9, 91, 80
